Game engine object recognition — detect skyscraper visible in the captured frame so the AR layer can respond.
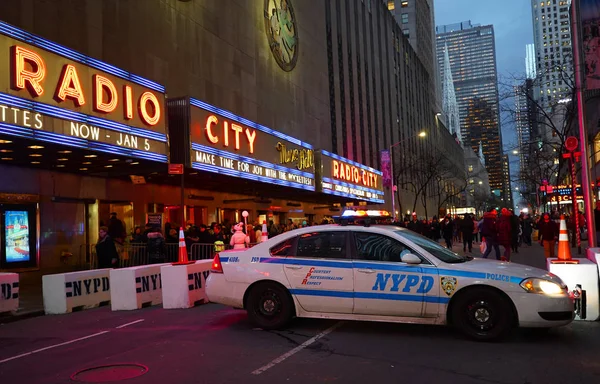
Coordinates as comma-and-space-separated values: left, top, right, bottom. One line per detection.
436, 21, 505, 198
515, 81, 533, 177
530, 0, 573, 108
526, 43, 537, 80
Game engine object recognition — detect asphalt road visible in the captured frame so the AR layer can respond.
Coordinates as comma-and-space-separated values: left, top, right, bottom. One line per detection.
1, 302, 599, 384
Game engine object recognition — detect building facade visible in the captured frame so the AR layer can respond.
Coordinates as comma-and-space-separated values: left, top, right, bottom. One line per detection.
530, 0, 573, 109
464, 146, 490, 215
0, 0, 457, 272
436, 21, 506, 199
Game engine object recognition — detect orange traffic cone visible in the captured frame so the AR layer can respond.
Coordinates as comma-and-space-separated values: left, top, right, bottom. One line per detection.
551, 215, 579, 264
173, 227, 194, 265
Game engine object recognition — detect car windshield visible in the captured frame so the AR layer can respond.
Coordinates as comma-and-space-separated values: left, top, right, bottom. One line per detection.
394, 230, 472, 263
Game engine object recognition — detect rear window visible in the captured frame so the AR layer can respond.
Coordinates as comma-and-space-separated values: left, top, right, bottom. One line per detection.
270, 237, 296, 256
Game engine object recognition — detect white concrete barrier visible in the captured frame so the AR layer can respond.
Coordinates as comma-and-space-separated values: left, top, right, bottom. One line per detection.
42, 270, 111, 315
110, 264, 168, 311
161, 260, 212, 309
0, 273, 19, 313
548, 258, 600, 321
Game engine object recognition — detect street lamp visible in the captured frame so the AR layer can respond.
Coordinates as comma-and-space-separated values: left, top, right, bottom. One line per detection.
390, 131, 427, 220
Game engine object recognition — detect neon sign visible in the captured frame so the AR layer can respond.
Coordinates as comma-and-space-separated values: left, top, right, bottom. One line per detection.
317, 150, 385, 204
186, 98, 315, 190
0, 21, 168, 162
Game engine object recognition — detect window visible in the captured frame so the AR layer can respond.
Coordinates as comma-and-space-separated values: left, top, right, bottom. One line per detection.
395, 230, 469, 263
468, 165, 473, 172
387, 1, 395, 10
401, 1, 408, 7
296, 231, 347, 259
403, 29, 410, 37
401, 13, 409, 24
354, 232, 422, 263
270, 238, 296, 256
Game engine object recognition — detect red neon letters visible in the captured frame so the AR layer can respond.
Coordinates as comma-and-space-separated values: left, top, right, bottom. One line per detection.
10, 45, 161, 126
332, 160, 378, 188
205, 114, 257, 154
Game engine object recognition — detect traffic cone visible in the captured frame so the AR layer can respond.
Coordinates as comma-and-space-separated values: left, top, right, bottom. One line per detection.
261, 221, 268, 242
173, 227, 194, 265
551, 215, 579, 264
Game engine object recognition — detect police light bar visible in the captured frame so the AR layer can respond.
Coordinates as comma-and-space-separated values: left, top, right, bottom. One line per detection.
341, 209, 391, 218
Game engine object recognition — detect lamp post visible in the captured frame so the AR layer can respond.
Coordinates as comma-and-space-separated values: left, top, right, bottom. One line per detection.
390, 131, 426, 221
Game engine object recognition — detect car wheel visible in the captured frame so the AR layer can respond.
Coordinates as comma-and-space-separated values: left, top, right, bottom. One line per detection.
246, 282, 294, 330
451, 287, 514, 341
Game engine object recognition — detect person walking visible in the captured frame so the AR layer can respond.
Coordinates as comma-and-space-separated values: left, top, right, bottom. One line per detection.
538, 213, 559, 258
96, 226, 119, 269
481, 209, 501, 260
510, 210, 520, 254
522, 214, 533, 246
460, 213, 474, 253
472, 215, 480, 244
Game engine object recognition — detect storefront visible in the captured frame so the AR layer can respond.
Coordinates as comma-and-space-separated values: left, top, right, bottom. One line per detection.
0, 21, 169, 271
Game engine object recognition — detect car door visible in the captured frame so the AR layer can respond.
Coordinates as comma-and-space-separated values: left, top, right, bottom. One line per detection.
352, 231, 433, 317
282, 230, 354, 314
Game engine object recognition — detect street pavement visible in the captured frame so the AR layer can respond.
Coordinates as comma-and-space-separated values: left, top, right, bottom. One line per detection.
0, 242, 599, 383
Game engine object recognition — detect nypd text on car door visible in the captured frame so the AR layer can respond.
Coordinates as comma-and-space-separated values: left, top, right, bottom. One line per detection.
352, 231, 436, 317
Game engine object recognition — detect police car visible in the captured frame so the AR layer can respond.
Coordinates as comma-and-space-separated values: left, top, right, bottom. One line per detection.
206, 213, 574, 341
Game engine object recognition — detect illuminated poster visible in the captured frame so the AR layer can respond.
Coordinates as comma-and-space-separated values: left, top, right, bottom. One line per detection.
5, 211, 30, 263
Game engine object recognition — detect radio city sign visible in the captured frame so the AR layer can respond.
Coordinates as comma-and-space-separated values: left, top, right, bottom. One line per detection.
317, 150, 384, 203
188, 98, 315, 191
0, 21, 168, 162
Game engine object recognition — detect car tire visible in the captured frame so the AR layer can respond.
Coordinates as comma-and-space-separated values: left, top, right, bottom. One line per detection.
451, 287, 514, 341
246, 282, 294, 330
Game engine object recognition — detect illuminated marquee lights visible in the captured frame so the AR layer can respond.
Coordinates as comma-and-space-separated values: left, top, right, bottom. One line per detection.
321, 149, 381, 175
10, 45, 162, 126
11, 46, 45, 96
124, 85, 133, 119
0, 121, 167, 162
190, 98, 312, 150
192, 143, 315, 180
204, 114, 257, 153
0, 21, 164, 93
55, 64, 85, 106
322, 177, 385, 196
93, 75, 118, 113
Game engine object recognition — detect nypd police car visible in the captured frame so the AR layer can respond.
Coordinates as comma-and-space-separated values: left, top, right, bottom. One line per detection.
206, 221, 574, 340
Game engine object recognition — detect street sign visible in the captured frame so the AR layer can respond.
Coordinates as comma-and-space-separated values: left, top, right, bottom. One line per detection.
168, 164, 184, 175
565, 136, 579, 152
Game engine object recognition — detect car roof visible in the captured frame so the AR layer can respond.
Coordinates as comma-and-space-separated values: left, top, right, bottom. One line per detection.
283, 224, 405, 234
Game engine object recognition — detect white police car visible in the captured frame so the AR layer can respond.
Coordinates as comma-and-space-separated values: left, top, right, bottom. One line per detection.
206, 224, 574, 340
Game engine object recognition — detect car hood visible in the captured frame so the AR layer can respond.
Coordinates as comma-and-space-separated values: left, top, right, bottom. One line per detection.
443, 258, 564, 285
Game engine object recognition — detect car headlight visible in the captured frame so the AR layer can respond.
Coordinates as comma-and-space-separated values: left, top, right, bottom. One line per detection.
520, 278, 566, 295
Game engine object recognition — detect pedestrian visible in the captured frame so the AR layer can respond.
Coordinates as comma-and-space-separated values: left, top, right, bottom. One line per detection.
441, 216, 454, 249
107, 212, 126, 245
481, 209, 501, 260
146, 226, 166, 264
538, 213, 559, 258
472, 215, 480, 244
96, 226, 119, 269
497, 208, 513, 261
461, 213, 474, 253
407, 213, 422, 234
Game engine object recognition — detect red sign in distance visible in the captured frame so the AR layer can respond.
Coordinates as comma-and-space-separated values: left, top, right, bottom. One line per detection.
168, 164, 184, 175
565, 136, 579, 152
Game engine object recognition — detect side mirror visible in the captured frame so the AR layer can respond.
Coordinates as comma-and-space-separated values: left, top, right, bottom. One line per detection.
401, 254, 421, 265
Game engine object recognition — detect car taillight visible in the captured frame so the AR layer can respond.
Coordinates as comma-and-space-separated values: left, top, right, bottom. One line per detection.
211, 254, 223, 273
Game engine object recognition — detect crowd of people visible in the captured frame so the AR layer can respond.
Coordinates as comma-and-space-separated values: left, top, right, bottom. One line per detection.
94, 214, 331, 268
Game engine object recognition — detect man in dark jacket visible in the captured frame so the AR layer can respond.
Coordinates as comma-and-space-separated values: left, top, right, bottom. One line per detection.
481, 209, 501, 260
407, 213, 423, 234
460, 213, 474, 253
146, 227, 166, 264
538, 213, 559, 258
107, 213, 126, 245
96, 226, 119, 269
